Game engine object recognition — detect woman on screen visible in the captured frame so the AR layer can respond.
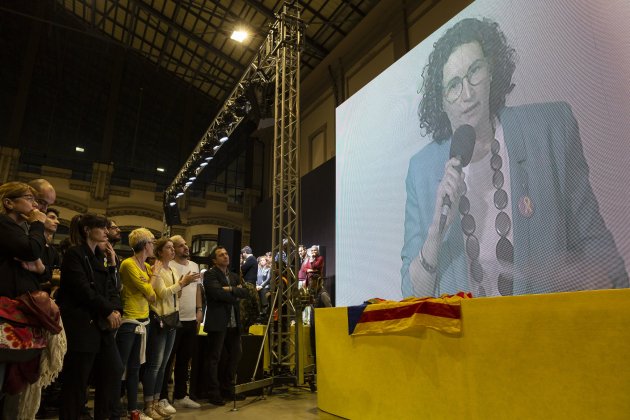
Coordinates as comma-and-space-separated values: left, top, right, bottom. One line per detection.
400, 18, 628, 297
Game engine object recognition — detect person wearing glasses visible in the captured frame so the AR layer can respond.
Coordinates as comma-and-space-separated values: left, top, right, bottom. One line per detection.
0, 182, 47, 298
27, 178, 56, 215
401, 18, 628, 298
0, 182, 47, 416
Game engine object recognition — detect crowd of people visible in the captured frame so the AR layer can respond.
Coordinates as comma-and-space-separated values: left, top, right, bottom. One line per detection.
0, 178, 332, 420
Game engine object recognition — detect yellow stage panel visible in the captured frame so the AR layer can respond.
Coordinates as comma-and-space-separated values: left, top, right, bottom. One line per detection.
315, 289, 630, 419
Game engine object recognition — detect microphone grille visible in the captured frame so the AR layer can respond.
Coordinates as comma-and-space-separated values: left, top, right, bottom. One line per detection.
450, 124, 476, 167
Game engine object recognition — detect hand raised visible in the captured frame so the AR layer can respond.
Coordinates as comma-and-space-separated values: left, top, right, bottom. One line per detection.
180, 271, 201, 287
433, 157, 466, 232
21, 209, 47, 224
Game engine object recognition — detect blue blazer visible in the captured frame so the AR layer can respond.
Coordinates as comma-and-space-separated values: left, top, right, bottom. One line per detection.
401, 102, 628, 296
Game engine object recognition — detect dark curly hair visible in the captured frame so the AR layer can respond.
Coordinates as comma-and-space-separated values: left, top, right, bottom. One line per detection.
418, 18, 516, 143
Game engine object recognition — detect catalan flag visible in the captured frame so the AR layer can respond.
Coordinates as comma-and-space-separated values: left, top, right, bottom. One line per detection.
347, 292, 472, 336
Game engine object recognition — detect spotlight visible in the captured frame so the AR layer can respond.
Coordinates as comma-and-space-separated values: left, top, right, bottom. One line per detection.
189, 176, 196, 181
233, 96, 251, 118
199, 162, 208, 167
222, 112, 235, 124
176, 192, 184, 198
185, 181, 193, 186
218, 131, 229, 143
213, 145, 220, 152
204, 156, 213, 161
169, 201, 176, 206
231, 29, 248, 43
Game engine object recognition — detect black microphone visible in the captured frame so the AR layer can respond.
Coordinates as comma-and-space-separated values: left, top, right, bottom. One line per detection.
439, 124, 476, 234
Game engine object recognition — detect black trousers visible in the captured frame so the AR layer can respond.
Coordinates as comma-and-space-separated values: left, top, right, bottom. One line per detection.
59, 342, 123, 420
160, 320, 198, 400
206, 327, 242, 398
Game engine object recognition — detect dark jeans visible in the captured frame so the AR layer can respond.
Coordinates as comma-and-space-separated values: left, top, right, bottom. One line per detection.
206, 327, 242, 398
113, 321, 149, 413
60, 341, 123, 420
160, 320, 198, 401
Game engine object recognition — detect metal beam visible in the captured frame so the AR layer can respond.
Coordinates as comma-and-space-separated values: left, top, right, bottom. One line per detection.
302, 2, 347, 37
129, 0, 245, 72
241, 0, 276, 20
341, 0, 366, 17
156, 0, 182, 67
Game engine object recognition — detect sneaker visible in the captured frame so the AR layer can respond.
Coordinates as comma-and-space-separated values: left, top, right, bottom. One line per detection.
157, 399, 177, 414
151, 403, 173, 420
143, 407, 166, 420
173, 396, 201, 409
128, 410, 152, 420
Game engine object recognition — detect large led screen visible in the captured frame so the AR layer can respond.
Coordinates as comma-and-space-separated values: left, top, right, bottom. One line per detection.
336, 0, 630, 306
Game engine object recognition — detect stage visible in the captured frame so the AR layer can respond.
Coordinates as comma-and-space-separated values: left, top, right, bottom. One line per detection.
315, 289, 630, 419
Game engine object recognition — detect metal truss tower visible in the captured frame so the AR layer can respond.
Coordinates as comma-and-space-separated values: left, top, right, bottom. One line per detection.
269, 2, 304, 384
167, 0, 306, 390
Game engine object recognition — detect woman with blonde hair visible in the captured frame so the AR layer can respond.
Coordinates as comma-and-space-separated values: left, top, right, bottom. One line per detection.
113, 228, 157, 419
0, 182, 47, 416
0, 182, 47, 297
142, 237, 199, 419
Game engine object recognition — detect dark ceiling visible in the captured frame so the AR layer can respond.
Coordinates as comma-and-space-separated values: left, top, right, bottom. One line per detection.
0, 0, 378, 196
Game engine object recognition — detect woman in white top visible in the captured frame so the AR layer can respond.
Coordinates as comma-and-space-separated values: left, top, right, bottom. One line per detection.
142, 237, 199, 419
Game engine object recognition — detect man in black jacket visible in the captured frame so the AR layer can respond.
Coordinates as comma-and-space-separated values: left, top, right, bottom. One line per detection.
203, 246, 249, 405
240, 246, 257, 286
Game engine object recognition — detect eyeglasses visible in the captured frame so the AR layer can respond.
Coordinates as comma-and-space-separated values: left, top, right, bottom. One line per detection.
35, 198, 49, 210
8, 194, 36, 203
443, 59, 490, 104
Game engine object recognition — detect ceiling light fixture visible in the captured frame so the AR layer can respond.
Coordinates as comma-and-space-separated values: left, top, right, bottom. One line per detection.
231, 30, 248, 43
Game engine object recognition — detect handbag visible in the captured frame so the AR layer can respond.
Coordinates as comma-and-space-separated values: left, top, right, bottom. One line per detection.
160, 311, 181, 329
158, 271, 182, 330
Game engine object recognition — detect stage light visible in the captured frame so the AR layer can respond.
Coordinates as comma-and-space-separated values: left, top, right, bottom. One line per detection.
169, 201, 176, 206
222, 112, 235, 124
213, 145, 220, 152
204, 156, 213, 161
176, 192, 184, 198
218, 131, 229, 143
199, 162, 208, 167
75, 146, 85, 152
157, 167, 165, 172
185, 181, 193, 186
233, 96, 251, 117
189, 176, 196, 181
231, 30, 248, 43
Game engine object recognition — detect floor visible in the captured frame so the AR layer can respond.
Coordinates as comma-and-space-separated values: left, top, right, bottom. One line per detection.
40, 386, 341, 419
161, 388, 340, 420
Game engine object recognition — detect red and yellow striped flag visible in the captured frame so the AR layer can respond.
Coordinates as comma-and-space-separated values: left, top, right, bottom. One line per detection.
348, 292, 472, 336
